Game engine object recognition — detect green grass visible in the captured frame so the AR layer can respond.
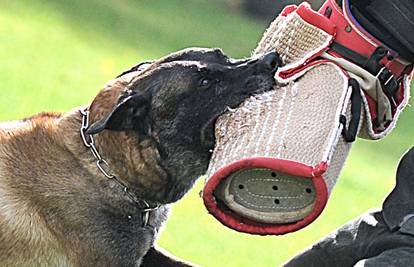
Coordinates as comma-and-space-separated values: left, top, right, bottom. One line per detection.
0, 1, 412, 266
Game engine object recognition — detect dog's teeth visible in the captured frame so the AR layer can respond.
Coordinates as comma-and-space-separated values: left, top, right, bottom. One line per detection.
226, 106, 236, 112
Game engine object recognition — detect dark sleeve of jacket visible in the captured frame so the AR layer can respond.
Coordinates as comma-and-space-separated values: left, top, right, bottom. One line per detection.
284, 147, 414, 267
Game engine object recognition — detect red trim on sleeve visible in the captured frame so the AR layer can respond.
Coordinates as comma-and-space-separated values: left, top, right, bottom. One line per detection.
280, 5, 299, 17
202, 157, 329, 235
296, 3, 336, 36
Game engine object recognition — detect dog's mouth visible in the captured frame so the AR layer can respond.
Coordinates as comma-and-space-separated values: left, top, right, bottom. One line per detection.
145, 180, 193, 205
200, 75, 276, 150
200, 117, 219, 152
166, 178, 199, 204
148, 170, 201, 204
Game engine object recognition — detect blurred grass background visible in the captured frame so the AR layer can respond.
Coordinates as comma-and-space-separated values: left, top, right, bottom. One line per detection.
0, 0, 412, 266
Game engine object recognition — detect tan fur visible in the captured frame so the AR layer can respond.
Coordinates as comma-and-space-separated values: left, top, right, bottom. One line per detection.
0, 116, 71, 265
0, 76, 167, 266
0, 47, 271, 266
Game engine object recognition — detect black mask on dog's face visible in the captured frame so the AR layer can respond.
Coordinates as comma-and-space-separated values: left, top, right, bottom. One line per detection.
87, 48, 281, 203
153, 48, 279, 149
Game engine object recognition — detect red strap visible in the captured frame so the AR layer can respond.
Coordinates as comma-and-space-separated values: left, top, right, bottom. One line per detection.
319, 0, 411, 79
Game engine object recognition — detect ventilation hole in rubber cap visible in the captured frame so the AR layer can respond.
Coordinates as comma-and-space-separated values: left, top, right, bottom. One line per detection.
306, 188, 312, 193
274, 199, 280, 205
272, 185, 278, 190
271, 172, 277, 177
238, 184, 244, 189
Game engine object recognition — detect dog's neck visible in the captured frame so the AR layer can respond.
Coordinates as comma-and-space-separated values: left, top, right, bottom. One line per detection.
58, 107, 172, 206
76, 77, 177, 204
92, 129, 171, 204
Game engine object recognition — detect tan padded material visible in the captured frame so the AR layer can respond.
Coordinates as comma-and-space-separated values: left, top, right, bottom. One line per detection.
207, 63, 350, 188
254, 11, 332, 69
205, 3, 407, 230
206, 63, 352, 223
205, 4, 355, 225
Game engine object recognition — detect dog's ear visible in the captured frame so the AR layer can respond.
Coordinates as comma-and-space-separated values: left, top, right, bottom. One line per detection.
116, 61, 153, 78
86, 91, 149, 135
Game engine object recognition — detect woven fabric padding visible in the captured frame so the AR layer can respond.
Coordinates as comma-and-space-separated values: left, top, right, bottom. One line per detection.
206, 63, 351, 194
203, 3, 359, 233
254, 10, 332, 70
203, 2, 411, 235
322, 102, 354, 193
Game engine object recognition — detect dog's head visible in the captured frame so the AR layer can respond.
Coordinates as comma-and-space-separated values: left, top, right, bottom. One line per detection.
87, 48, 281, 204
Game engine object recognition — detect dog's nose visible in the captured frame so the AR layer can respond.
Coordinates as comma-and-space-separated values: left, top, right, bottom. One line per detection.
257, 51, 281, 71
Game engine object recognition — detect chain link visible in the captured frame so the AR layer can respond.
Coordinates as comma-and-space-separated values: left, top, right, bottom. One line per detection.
79, 108, 159, 227
80, 109, 110, 171
96, 159, 115, 179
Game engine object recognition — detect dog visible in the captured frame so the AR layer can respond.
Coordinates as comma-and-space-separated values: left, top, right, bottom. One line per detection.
0, 47, 280, 266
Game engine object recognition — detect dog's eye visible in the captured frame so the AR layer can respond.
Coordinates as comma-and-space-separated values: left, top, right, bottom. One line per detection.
200, 78, 211, 87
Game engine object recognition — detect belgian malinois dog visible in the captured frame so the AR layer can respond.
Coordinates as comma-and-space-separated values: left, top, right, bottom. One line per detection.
0, 48, 280, 266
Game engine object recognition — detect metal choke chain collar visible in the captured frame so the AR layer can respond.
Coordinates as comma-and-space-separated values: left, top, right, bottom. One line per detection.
79, 108, 159, 227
